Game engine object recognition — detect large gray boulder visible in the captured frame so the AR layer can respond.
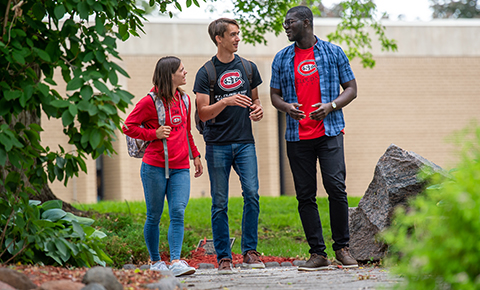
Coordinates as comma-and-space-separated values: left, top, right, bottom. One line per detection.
349, 144, 445, 261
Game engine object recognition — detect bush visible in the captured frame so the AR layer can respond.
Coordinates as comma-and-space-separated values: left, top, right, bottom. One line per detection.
0, 195, 111, 267
383, 125, 480, 289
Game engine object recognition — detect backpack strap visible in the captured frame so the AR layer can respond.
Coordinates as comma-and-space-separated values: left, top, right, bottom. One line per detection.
148, 92, 169, 179
239, 56, 253, 88
181, 92, 194, 160
203, 59, 217, 124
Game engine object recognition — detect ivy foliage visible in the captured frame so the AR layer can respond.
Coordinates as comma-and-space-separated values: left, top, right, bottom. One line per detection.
0, 195, 111, 267
383, 124, 480, 289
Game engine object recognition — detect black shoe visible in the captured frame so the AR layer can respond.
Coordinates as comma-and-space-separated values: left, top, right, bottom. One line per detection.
298, 253, 331, 271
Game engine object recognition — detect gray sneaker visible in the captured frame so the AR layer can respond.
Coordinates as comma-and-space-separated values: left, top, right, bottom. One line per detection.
150, 261, 169, 271
169, 260, 196, 277
298, 253, 331, 271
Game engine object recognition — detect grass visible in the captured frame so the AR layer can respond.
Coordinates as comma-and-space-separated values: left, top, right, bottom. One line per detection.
78, 196, 361, 267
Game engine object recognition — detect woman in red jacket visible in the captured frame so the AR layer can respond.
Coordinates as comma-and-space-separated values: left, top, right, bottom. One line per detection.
123, 56, 203, 276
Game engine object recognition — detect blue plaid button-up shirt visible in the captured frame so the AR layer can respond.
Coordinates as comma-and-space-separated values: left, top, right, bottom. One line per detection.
270, 36, 355, 142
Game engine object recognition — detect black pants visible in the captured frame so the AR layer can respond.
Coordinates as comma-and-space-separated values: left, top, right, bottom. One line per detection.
287, 134, 349, 256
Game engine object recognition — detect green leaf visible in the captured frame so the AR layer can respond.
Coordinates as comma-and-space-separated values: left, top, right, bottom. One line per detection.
71, 220, 85, 239
0, 147, 6, 166
75, 216, 95, 226
80, 86, 93, 100
34, 48, 52, 62
12, 51, 25, 65
32, 2, 46, 20
110, 62, 129, 78
67, 77, 84, 91
68, 104, 78, 117
108, 69, 118, 86
0, 134, 13, 151
4, 90, 22, 100
186, 0, 192, 7
41, 208, 67, 222
41, 200, 63, 211
54, 5, 66, 20
50, 100, 70, 108
175, 1, 182, 11
91, 230, 107, 239
87, 103, 98, 116
54, 239, 68, 257
89, 131, 102, 148
62, 110, 74, 127
93, 80, 110, 95
77, 1, 90, 19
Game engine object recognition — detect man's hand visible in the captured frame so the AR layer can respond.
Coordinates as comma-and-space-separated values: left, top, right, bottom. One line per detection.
309, 103, 333, 121
222, 94, 252, 108
249, 103, 263, 121
156, 125, 171, 139
286, 103, 306, 120
193, 156, 203, 178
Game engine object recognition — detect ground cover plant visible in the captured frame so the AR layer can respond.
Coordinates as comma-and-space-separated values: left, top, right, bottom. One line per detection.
383, 124, 480, 289
79, 196, 361, 267
0, 198, 111, 267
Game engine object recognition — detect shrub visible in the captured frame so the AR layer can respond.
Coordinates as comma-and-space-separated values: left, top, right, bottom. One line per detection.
0, 194, 111, 267
383, 125, 480, 289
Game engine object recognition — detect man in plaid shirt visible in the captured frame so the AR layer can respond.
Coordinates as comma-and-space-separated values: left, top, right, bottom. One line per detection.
270, 5, 358, 271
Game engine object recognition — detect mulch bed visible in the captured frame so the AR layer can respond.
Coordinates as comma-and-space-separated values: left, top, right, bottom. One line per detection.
5, 248, 298, 290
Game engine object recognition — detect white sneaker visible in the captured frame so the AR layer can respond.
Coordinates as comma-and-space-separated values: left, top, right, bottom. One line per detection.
150, 261, 169, 271
169, 260, 196, 277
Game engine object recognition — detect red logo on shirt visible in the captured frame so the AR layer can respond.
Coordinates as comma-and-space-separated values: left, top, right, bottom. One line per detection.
218, 70, 244, 91
297, 60, 317, 76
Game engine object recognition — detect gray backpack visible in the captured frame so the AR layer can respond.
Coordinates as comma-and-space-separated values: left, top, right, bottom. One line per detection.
125, 92, 190, 178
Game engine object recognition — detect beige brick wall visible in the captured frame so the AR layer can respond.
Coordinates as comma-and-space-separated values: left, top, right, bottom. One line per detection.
40, 19, 480, 203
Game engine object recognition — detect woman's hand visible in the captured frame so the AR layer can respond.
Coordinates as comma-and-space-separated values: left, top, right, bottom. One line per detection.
156, 125, 171, 139
194, 156, 203, 178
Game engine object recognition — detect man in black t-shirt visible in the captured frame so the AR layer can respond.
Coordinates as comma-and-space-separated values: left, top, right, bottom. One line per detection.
193, 18, 264, 274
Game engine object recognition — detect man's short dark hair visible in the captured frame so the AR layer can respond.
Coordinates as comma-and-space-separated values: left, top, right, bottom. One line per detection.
208, 18, 239, 46
287, 6, 314, 29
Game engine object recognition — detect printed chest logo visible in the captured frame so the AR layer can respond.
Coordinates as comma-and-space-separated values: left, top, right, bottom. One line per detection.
297, 60, 317, 76
218, 69, 244, 91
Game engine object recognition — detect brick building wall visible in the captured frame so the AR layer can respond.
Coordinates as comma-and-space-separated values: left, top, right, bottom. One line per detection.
41, 19, 480, 203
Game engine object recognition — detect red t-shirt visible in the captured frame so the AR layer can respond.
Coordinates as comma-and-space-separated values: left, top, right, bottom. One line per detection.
294, 45, 326, 140
122, 88, 200, 169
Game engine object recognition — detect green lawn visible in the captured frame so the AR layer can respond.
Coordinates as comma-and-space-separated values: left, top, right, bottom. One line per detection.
78, 196, 361, 267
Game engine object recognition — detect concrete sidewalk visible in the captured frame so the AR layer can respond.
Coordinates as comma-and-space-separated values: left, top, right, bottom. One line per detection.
178, 265, 402, 290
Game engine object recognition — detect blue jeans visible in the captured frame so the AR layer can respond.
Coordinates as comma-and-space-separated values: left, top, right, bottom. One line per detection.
140, 163, 190, 262
205, 143, 260, 262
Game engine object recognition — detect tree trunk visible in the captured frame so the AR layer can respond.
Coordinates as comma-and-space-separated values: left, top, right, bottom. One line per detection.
0, 110, 85, 216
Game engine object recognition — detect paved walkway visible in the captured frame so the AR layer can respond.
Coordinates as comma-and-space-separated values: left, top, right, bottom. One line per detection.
178, 265, 402, 290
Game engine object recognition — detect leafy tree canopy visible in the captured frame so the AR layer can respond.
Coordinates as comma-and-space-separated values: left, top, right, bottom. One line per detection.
430, 0, 480, 18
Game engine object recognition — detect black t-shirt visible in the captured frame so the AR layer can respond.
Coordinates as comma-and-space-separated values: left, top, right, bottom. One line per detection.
193, 55, 262, 145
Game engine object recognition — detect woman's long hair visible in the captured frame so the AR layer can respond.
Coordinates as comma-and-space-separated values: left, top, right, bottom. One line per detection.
152, 56, 184, 104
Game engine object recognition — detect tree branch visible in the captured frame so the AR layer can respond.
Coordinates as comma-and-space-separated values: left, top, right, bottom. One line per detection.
2, 0, 12, 37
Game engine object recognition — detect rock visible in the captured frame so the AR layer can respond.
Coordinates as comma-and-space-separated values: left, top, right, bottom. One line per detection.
0, 281, 16, 290
39, 280, 85, 290
292, 260, 306, 267
197, 263, 214, 269
81, 283, 107, 290
139, 265, 151, 270
280, 262, 293, 267
0, 268, 37, 290
264, 262, 280, 268
349, 144, 445, 261
122, 264, 136, 270
145, 277, 186, 290
82, 267, 123, 290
